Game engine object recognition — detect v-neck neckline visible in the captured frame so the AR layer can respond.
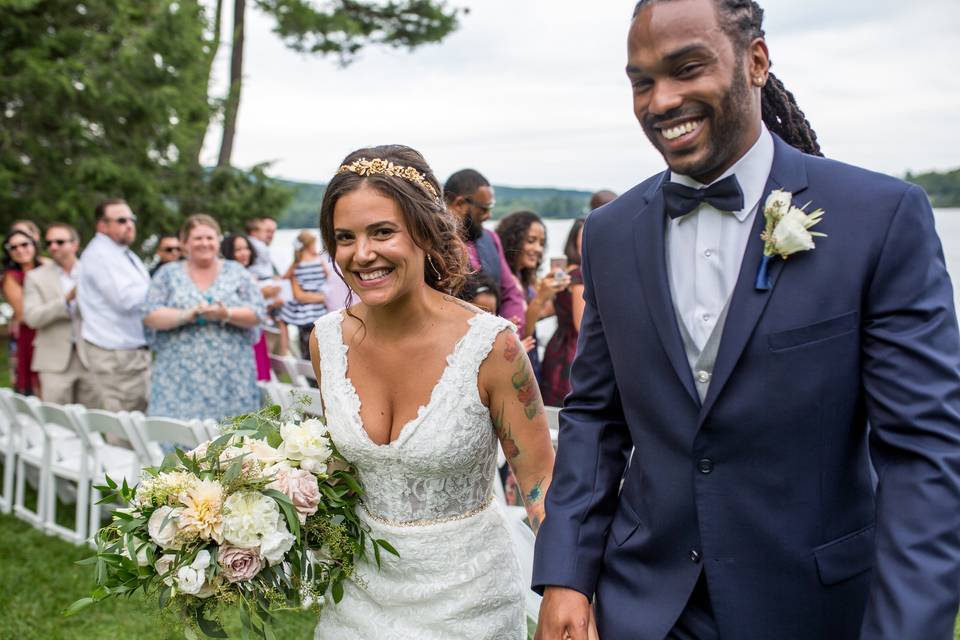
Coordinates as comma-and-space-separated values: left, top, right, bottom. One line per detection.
335, 310, 480, 449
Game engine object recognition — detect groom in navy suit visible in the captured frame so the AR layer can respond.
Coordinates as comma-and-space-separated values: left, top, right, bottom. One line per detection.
533, 1, 960, 638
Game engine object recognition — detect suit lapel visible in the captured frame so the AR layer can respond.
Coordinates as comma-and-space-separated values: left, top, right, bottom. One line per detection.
697, 136, 810, 423
634, 176, 700, 405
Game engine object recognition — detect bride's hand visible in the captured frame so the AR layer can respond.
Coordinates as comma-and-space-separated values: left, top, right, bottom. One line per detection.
535, 587, 595, 640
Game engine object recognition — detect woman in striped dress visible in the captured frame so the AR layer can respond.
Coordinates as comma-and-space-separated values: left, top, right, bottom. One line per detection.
279, 230, 332, 357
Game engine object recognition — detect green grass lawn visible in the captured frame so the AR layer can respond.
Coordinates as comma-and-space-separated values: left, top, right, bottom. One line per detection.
0, 513, 317, 640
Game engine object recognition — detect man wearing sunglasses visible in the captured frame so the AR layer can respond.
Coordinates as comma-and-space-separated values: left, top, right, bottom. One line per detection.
76, 198, 151, 413
444, 169, 526, 336
22, 223, 99, 407
150, 233, 182, 277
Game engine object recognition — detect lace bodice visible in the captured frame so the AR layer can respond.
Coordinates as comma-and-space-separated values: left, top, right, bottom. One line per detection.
314, 310, 511, 524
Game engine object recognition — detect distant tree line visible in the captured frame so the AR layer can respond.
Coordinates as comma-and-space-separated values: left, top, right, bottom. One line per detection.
906, 168, 960, 208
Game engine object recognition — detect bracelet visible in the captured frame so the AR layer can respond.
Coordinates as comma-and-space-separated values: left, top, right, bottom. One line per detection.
221, 307, 233, 326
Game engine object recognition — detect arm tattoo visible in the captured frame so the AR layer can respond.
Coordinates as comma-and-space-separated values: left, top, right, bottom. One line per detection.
509, 353, 542, 419
525, 477, 545, 504
492, 403, 520, 460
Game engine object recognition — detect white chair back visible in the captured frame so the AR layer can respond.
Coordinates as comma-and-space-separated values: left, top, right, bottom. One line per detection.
294, 358, 317, 384
544, 405, 560, 447
133, 414, 202, 465
83, 409, 151, 469
269, 354, 307, 387
276, 384, 324, 417
0, 388, 17, 513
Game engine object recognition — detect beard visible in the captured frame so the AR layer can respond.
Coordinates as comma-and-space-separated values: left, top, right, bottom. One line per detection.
642, 62, 753, 182
461, 213, 484, 242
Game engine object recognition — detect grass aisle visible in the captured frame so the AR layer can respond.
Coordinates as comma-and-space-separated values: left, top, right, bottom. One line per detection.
0, 513, 316, 640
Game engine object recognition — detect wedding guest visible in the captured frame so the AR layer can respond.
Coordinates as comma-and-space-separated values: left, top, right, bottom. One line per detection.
540, 218, 586, 406
10, 220, 41, 242
23, 223, 98, 406
77, 198, 151, 412
458, 272, 501, 316
279, 230, 331, 358
496, 210, 570, 381
444, 169, 527, 334
150, 233, 182, 276
589, 190, 617, 210
245, 216, 286, 354
143, 215, 264, 421
221, 232, 270, 381
2, 229, 42, 394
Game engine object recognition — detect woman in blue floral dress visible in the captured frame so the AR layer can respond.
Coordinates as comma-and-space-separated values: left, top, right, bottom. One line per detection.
142, 215, 265, 421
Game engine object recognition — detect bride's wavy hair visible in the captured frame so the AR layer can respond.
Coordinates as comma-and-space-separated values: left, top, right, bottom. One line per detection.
319, 144, 469, 298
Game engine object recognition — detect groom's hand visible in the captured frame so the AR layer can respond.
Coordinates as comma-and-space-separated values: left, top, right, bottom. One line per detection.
536, 587, 598, 640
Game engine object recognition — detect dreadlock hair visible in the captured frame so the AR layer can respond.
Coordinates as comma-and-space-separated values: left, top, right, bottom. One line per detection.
632, 0, 822, 156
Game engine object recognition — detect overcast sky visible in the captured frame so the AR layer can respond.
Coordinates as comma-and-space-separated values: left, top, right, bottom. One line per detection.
199, 0, 960, 193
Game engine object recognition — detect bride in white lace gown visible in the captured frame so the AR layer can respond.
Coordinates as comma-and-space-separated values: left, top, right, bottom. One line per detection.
309, 145, 556, 640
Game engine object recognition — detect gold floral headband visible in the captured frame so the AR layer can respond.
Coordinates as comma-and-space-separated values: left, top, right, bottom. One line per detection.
336, 158, 441, 203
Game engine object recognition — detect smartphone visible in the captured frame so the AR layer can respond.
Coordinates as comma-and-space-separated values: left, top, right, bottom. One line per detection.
549, 256, 568, 280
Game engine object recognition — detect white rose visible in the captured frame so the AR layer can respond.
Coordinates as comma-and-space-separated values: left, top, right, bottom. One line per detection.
148, 506, 182, 549
764, 189, 792, 218
221, 491, 280, 548
279, 419, 332, 473
244, 438, 284, 465
259, 516, 295, 566
771, 209, 816, 256
155, 553, 177, 586
123, 535, 153, 567
176, 550, 212, 596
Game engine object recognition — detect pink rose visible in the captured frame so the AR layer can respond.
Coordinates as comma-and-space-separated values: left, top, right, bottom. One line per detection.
267, 466, 321, 523
218, 544, 263, 583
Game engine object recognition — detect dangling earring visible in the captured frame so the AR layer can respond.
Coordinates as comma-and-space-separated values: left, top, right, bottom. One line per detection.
427, 254, 441, 279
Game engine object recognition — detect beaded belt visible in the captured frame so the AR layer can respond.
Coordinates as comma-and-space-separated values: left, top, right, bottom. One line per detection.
361, 495, 494, 528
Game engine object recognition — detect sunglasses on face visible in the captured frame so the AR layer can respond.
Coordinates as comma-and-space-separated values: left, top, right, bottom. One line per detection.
107, 215, 137, 225
160, 246, 181, 254
45, 239, 72, 247
5, 242, 31, 251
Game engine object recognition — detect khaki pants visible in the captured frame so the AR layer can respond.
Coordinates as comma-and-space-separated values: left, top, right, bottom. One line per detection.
83, 341, 151, 413
38, 346, 101, 407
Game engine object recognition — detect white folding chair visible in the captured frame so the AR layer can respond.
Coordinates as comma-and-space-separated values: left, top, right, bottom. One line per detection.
38, 402, 95, 543
258, 380, 286, 408
200, 419, 221, 440
275, 384, 324, 417
130, 413, 203, 466
84, 409, 152, 470
294, 358, 318, 386
0, 388, 18, 514
269, 354, 307, 388
11, 393, 63, 528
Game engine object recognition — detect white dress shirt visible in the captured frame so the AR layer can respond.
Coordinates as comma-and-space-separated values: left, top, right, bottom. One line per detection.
248, 236, 276, 280
666, 126, 774, 350
77, 233, 150, 349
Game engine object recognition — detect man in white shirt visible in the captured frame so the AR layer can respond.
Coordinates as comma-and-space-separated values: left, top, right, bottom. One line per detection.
23, 223, 98, 406
76, 198, 151, 412
246, 215, 286, 353
245, 216, 277, 280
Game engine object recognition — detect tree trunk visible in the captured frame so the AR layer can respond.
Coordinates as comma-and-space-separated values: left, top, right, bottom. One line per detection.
187, 0, 224, 168
217, 0, 245, 168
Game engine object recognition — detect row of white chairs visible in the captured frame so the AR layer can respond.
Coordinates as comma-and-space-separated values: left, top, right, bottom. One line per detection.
0, 388, 220, 546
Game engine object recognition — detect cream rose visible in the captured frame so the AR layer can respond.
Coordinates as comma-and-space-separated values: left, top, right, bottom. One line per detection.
155, 553, 177, 586
148, 506, 182, 549
764, 189, 792, 219
266, 466, 321, 524
279, 419, 332, 474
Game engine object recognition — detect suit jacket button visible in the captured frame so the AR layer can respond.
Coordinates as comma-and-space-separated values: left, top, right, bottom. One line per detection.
697, 458, 714, 474
689, 549, 701, 563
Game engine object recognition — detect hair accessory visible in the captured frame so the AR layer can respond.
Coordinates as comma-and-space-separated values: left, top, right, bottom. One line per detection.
337, 158, 441, 203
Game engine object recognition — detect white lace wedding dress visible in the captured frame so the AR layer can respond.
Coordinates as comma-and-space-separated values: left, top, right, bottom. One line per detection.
313, 310, 526, 640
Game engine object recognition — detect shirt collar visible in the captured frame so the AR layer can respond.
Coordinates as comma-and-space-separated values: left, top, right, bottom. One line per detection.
95, 231, 132, 253
669, 124, 774, 222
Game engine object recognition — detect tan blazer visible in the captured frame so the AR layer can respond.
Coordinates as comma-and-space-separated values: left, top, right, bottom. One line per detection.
23, 262, 87, 373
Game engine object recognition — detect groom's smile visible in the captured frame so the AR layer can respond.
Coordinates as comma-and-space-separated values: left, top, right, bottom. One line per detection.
626, 0, 767, 184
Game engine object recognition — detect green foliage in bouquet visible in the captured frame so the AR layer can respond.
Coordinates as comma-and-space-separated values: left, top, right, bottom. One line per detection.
65, 404, 397, 639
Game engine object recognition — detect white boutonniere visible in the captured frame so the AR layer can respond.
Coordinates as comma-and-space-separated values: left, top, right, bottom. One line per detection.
755, 189, 826, 290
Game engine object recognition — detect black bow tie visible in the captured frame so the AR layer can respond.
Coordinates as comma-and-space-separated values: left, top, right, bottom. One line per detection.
661, 174, 744, 219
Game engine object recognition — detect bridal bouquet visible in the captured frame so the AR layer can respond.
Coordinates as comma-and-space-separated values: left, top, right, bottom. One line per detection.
67, 404, 396, 639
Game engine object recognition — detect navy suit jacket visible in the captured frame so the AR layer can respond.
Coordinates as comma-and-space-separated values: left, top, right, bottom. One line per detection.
532, 135, 960, 639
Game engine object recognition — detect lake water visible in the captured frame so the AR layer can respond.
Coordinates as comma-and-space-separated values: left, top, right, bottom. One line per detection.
273, 209, 960, 332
